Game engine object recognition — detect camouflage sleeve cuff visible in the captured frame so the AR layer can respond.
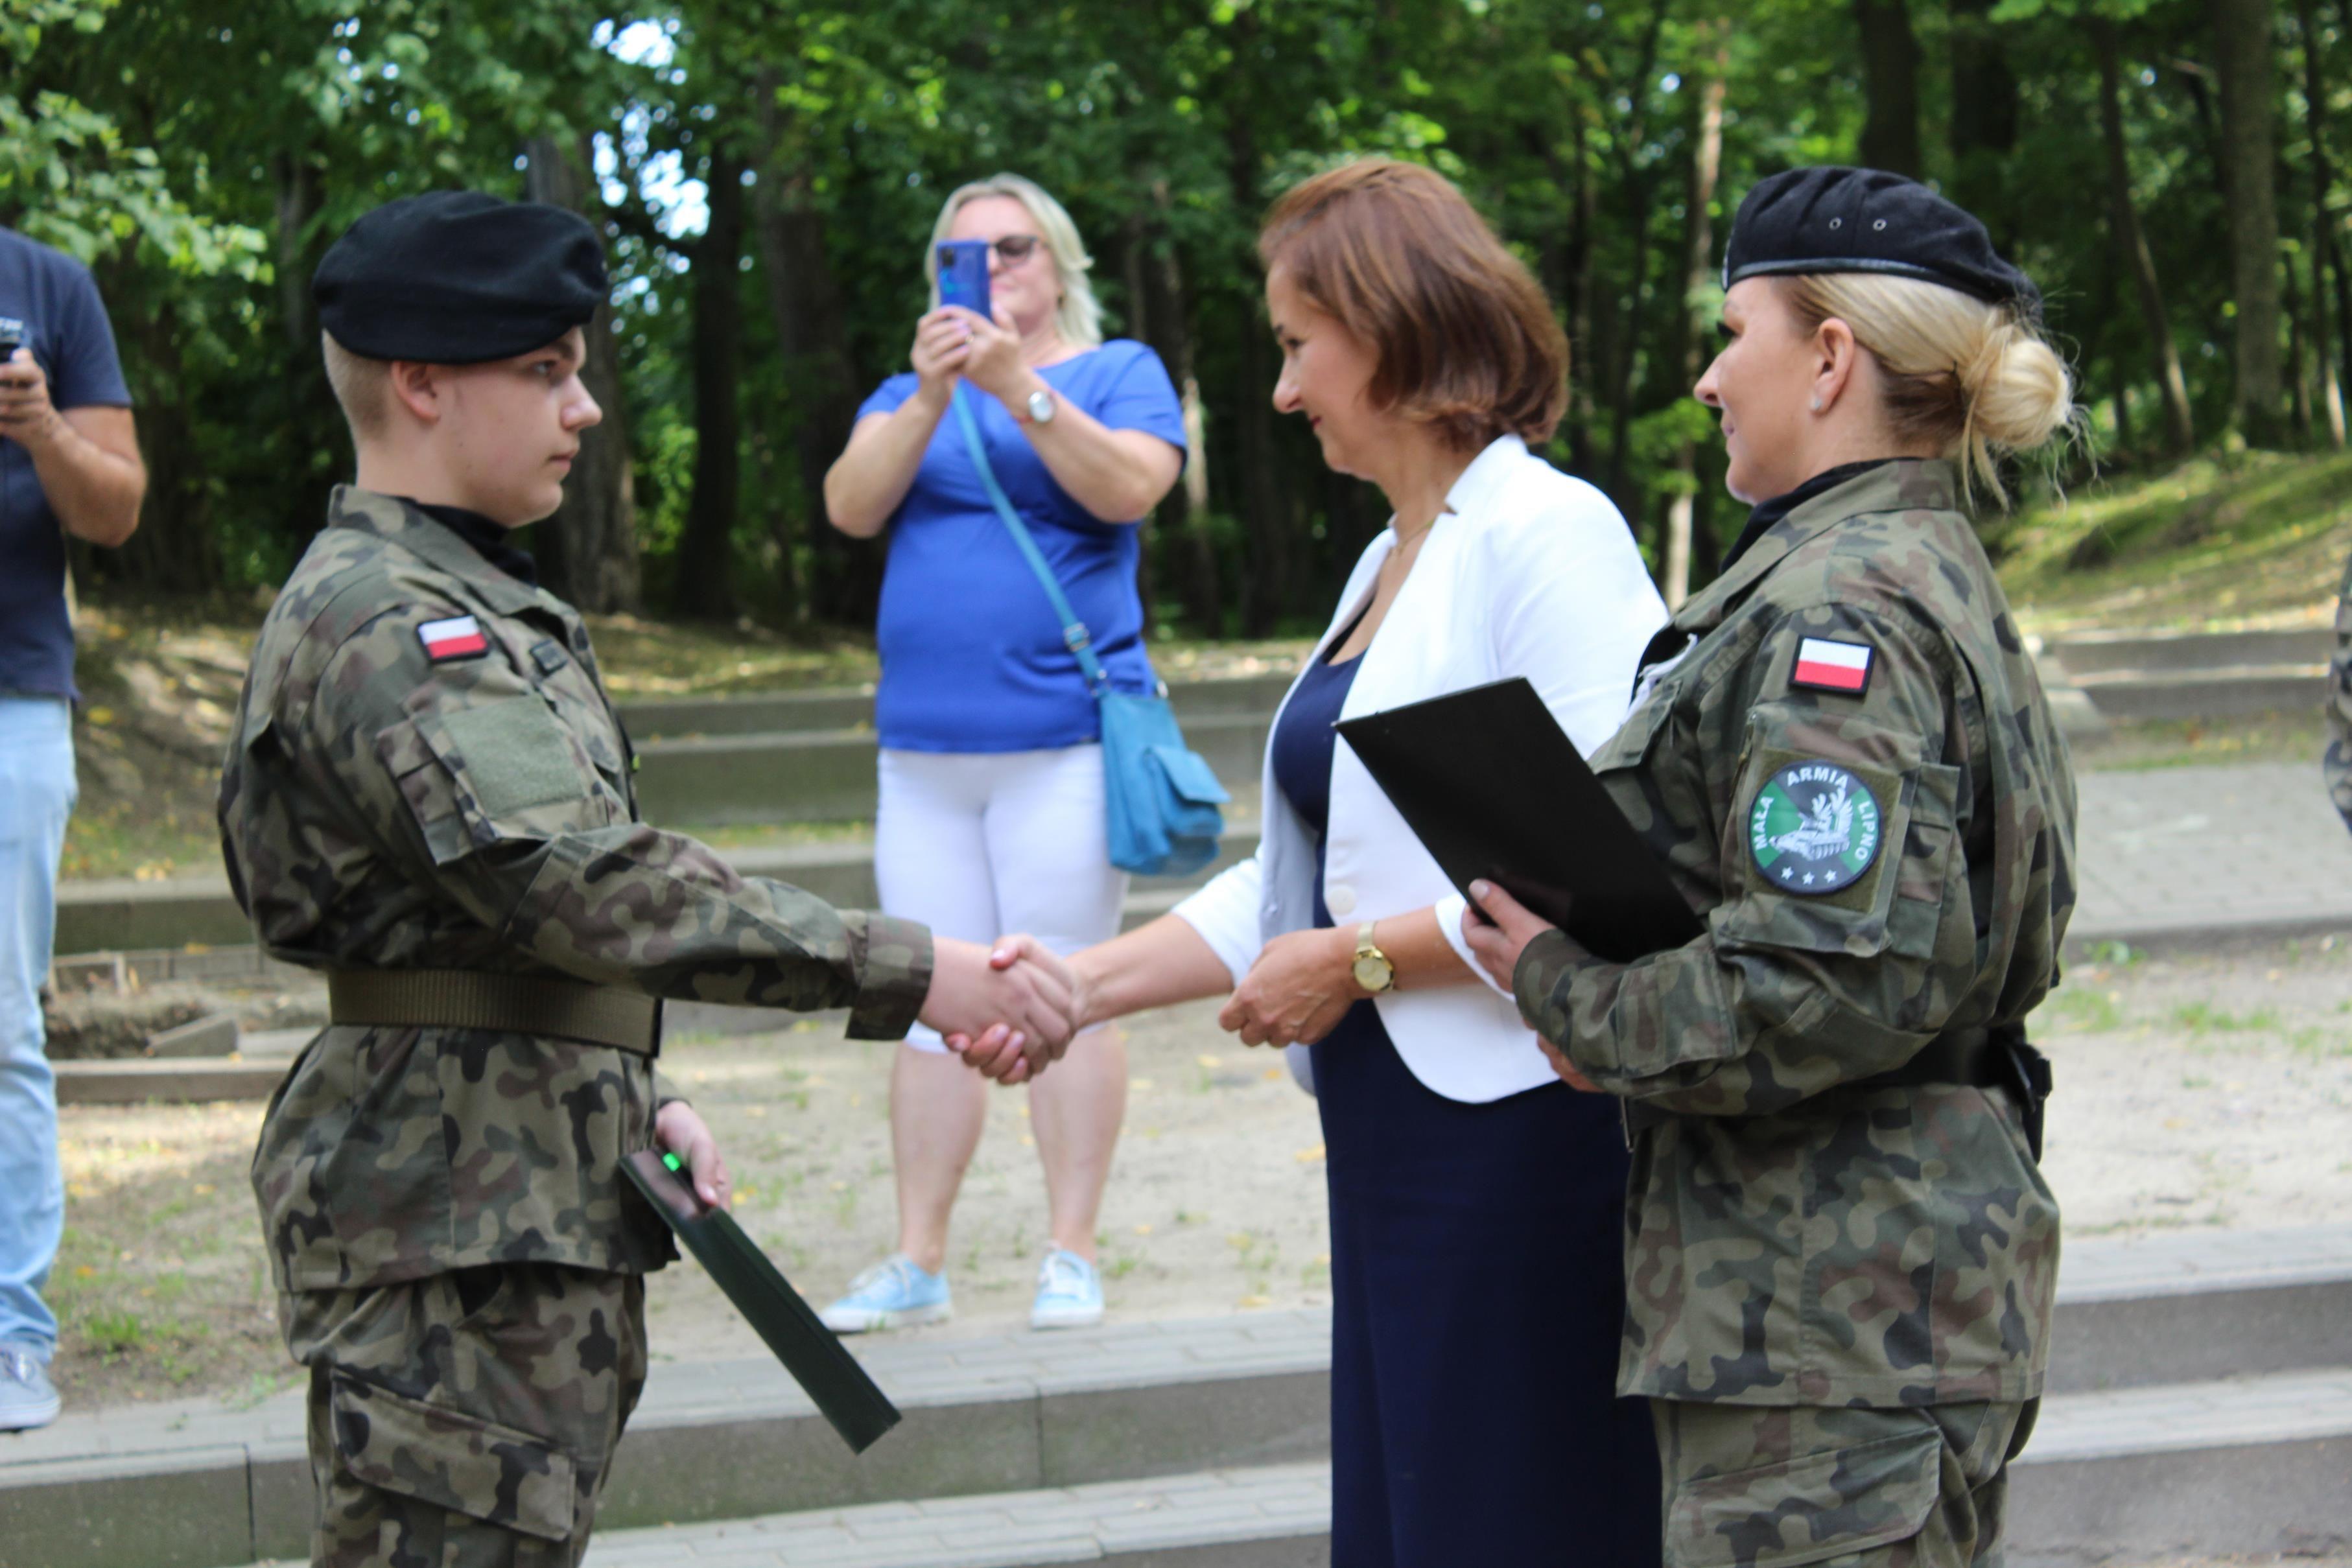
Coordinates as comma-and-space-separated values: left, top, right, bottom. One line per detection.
842, 911, 934, 1041
652, 1068, 689, 1110
1512, 928, 1585, 1051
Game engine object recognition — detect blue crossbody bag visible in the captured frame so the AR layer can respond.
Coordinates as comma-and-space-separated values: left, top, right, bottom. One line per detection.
950, 388, 1229, 876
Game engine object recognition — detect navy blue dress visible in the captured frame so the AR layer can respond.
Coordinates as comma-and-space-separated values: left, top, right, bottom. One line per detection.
1272, 645, 1661, 1568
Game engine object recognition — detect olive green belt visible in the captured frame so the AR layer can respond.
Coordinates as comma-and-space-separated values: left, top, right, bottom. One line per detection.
327, 970, 661, 1057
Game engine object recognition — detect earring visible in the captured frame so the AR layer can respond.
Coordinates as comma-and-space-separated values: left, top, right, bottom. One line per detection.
1809, 396, 1823, 413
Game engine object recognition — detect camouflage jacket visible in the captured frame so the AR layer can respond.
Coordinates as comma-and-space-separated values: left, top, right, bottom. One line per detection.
2327, 548, 2352, 829
1514, 460, 2075, 1409
220, 489, 932, 1293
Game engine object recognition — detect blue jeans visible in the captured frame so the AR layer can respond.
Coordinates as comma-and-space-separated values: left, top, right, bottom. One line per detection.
0, 697, 73, 1355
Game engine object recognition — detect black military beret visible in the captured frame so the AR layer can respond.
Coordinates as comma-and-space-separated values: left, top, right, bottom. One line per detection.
313, 191, 606, 364
1722, 167, 2041, 320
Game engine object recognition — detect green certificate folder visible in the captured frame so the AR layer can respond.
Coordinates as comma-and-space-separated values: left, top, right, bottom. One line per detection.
622, 1149, 902, 1453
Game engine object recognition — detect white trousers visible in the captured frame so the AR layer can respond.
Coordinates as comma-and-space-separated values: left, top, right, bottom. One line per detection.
875, 745, 1128, 1049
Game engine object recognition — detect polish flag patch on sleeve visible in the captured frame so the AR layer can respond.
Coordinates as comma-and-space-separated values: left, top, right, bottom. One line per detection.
1791, 635, 1873, 695
417, 614, 490, 662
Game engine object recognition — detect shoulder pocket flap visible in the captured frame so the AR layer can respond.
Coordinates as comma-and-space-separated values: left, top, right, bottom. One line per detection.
1592, 683, 1678, 773
1146, 744, 1231, 805
1668, 1425, 1942, 1567
329, 1370, 574, 1541
1718, 710, 1928, 959
423, 697, 583, 818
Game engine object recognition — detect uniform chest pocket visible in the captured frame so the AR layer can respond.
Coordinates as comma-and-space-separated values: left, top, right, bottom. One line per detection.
1715, 710, 1960, 964
1588, 688, 1715, 878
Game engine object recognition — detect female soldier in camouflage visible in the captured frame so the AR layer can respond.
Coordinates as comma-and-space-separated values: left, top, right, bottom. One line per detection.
1464, 167, 2078, 1567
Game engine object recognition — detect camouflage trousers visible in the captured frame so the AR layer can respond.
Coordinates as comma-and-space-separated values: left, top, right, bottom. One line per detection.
1652, 1398, 2038, 1568
279, 1263, 649, 1567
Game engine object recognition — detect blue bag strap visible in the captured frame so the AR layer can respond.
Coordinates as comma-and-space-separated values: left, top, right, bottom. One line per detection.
951, 387, 1109, 693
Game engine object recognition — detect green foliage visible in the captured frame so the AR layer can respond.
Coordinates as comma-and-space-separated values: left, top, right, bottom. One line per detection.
0, 0, 264, 274
11, 0, 2341, 626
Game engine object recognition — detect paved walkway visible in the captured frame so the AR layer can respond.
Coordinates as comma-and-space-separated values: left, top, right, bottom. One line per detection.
2071, 762, 2352, 944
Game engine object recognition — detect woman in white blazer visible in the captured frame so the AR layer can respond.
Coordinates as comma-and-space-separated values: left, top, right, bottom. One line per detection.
958, 160, 1670, 1565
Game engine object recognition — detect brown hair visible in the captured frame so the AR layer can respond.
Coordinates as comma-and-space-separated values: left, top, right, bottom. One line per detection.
1775, 274, 2076, 506
1258, 158, 1568, 451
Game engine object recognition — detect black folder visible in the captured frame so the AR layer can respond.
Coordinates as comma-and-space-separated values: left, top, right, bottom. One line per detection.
622, 1150, 902, 1453
1333, 676, 1702, 964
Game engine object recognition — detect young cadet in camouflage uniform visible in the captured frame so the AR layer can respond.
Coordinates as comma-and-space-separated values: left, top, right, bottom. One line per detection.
1466, 169, 2077, 1567
219, 191, 1079, 1568
2327, 551, 2352, 830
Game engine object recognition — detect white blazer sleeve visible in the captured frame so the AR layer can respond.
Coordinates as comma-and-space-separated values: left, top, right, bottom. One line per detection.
1172, 846, 1265, 987
1437, 473, 1671, 994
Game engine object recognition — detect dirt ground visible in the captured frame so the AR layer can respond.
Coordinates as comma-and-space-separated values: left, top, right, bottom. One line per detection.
41, 935, 2352, 1409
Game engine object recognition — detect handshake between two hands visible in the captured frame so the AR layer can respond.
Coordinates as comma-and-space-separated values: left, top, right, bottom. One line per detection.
926, 935, 1085, 1086
652, 934, 1085, 1210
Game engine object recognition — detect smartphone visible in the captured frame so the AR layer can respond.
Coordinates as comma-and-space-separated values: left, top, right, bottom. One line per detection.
935, 240, 991, 322
0, 316, 23, 364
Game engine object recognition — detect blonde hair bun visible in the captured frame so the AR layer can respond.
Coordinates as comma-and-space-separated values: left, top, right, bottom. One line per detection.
1782, 273, 2076, 505
1960, 316, 2073, 456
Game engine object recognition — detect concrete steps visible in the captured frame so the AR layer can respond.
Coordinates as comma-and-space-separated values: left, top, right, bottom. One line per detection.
2047, 626, 2334, 723
624, 677, 1284, 828
51, 822, 1262, 967
615, 673, 1296, 743
566, 1367, 2352, 1568
578, 1463, 1333, 1568
42, 821, 1260, 1105
13, 1225, 2349, 1568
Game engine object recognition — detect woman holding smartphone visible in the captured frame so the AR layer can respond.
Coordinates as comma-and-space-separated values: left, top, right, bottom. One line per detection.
965, 158, 1669, 1565
820, 174, 1186, 1335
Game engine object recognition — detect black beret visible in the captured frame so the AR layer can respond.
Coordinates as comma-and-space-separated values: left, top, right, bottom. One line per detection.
313, 191, 606, 364
1722, 167, 2041, 321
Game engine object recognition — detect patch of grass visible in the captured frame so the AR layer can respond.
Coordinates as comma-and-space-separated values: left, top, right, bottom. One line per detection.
2169, 1001, 2282, 1035
1993, 450, 2352, 636
2073, 712, 2333, 774
49, 1100, 285, 1405
2288, 1024, 2352, 1059
2046, 989, 2124, 1033
668, 819, 875, 852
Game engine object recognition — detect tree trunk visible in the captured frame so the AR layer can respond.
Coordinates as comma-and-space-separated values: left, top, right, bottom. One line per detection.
749, 153, 878, 627
1946, 0, 2020, 239
1132, 183, 1221, 634
524, 135, 642, 613
2287, 252, 2316, 441
2207, 0, 2287, 445
674, 143, 744, 619
1603, 2, 1669, 515
274, 154, 317, 355
1231, 295, 1288, 637
1853, 0, 1922, 178
1225, 95, 1289, 636
2300, 0, 2347, 446
91, 296, 215, 591
1661, 32, 1728, 609
1566, 112, 1599, 473
2093, 21, 2196, 454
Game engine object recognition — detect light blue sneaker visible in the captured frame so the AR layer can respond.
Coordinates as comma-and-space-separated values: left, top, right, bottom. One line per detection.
0, 1342, 59, 1432
819, 1254, 952, 1334
1030, 1248, 1104, 1330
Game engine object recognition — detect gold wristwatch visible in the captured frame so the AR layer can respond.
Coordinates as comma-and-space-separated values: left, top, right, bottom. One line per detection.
1352, 920, 1396, 994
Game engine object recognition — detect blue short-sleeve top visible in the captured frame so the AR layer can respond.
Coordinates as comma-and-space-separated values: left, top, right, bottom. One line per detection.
1, 226, 133, 702
860, 339, 1186, 753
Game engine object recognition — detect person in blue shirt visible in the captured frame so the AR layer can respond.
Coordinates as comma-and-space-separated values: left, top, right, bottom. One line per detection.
0, 224, 148, 1433
820, 174, 1186, 1333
